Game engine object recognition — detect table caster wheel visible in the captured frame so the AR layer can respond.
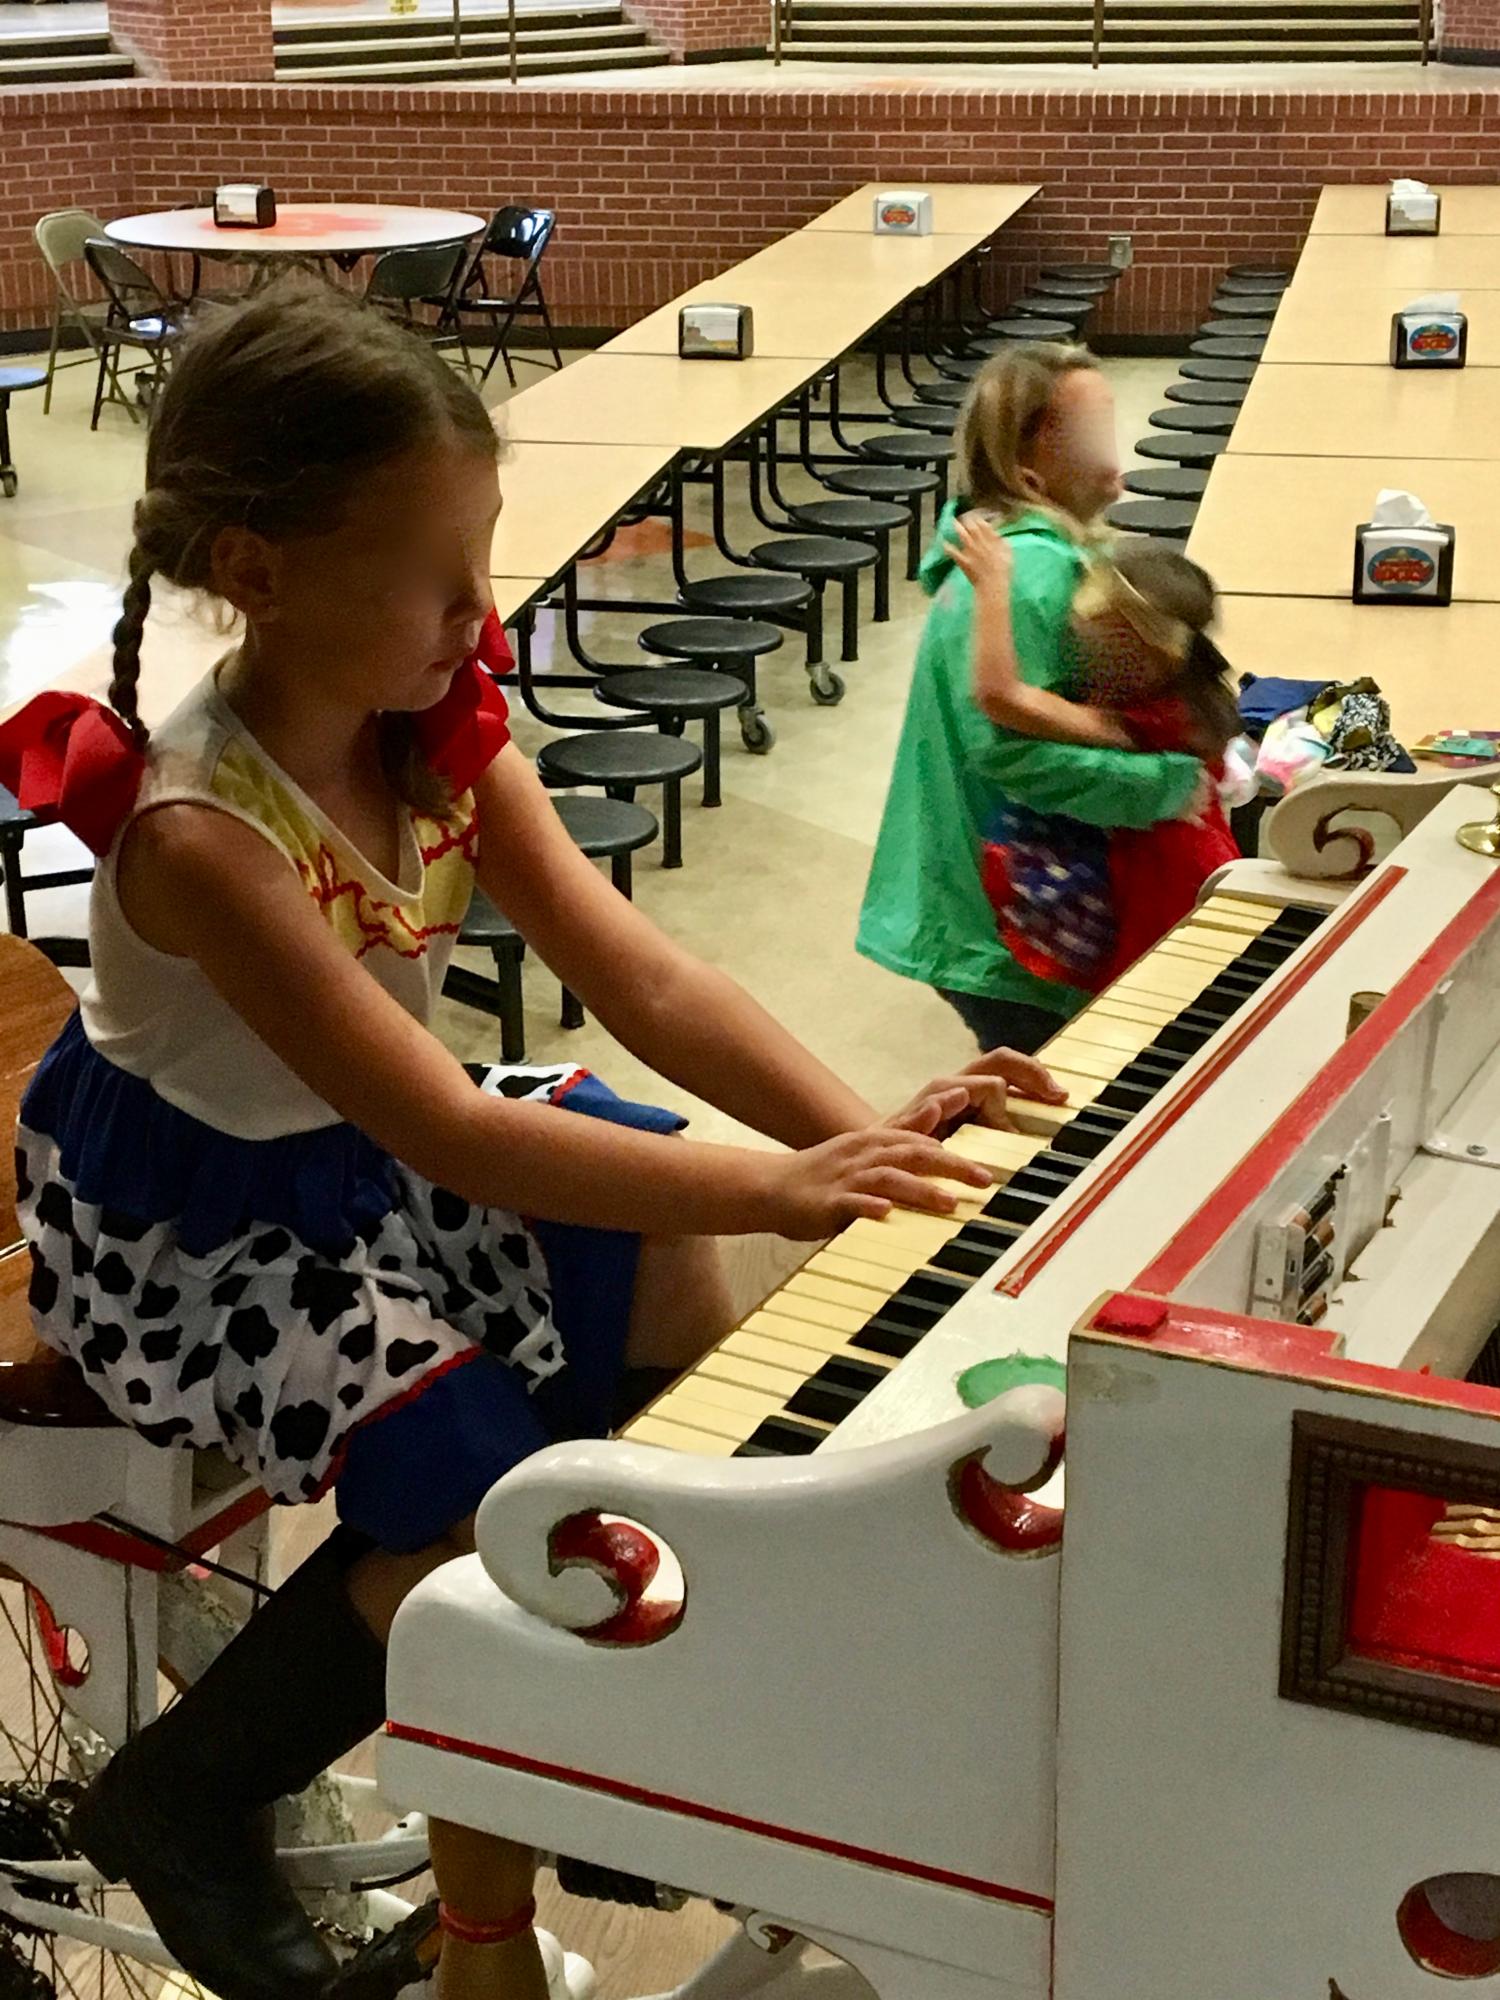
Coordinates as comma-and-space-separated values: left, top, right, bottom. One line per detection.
1, 469, 16, 500
739, 707, 776, 754
808, 665, 845, 706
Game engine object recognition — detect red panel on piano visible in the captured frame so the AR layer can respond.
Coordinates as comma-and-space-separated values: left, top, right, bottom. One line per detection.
1348, 1484, 1500, 1691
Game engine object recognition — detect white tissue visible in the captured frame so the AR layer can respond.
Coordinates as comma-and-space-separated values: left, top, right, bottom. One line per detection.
1369, 488, 1436, 529
1404, 292, 1461, 314
1391, 177, 1433, 197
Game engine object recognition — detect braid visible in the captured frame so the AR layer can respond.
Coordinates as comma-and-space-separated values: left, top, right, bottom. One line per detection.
110, 540, 154, 752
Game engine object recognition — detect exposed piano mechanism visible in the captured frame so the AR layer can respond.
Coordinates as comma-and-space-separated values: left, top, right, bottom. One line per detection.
382, 779, 1500, 2000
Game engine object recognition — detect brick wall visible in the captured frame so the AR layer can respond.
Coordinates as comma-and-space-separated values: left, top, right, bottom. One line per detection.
623, 0, 767, 58
7, 81, 1500, 341
108, 0, 275, 82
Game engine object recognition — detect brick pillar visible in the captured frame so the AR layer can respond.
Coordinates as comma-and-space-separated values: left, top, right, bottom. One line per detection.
108, 0, 276, 80
622, 0, 767, 59
1442, 0, 1500, 59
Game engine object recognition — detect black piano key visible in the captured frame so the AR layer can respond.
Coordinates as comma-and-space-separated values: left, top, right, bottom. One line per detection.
1272, 906, 1326, 941
1051, 1117, 1127, 1162
853, 1316, 925, 1360
984, 1183, 1062, 1228
734, 1416, 824, 1457
1095, 1074, 1163, 1115
787, 1355, 888, 1425
934, 1238, 1003, 1279
902, 1269, 973, 1312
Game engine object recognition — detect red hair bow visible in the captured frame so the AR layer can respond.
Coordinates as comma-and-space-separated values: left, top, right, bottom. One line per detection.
415, 610, 514, 797
0, 693, 145, 858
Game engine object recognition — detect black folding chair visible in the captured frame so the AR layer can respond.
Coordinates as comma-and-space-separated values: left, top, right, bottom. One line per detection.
365, 238, 474, 370
450, 206, 563, 387
83, 239, 187, 431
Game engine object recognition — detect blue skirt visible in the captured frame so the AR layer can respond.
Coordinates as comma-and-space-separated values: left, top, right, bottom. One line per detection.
18, 1014, 683, 1552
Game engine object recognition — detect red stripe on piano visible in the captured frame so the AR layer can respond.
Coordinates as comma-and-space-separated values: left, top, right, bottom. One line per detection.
1137, 860, 1500, 1296
383, 1722, 1056, 1913
997, 870, 1406, 1299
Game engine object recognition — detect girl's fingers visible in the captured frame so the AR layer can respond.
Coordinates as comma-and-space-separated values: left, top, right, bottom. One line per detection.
841, 1191, 893, 1223
864, 1168, 958, 1216
967, 1048, 1069, 1103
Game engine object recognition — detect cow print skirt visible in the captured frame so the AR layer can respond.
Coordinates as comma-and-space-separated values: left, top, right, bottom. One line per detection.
16, 1022, 684, 1518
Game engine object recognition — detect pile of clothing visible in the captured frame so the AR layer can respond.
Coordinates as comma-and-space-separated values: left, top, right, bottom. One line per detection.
1237, 675, 1415, 800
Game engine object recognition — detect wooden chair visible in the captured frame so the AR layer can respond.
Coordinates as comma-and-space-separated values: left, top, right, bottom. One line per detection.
0, 935, 108, 1427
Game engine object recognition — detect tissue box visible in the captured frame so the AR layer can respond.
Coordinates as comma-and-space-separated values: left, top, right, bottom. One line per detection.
1386, 187, 1441, 236
1352, 521, 1455, 605
1390, 307, 1467, 368
213, 184, 277, 229
678, 303, 753, 361
873, 192, 933, 236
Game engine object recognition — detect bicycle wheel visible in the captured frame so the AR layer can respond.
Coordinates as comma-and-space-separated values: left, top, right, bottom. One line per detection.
0, 1567, 373, 2000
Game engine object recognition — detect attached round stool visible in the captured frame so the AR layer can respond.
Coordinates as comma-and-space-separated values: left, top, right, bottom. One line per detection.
1106, 498, 1200, 540
913, 378, 968, 407
639, 616, 783, 755
1122, 465, 1209, 501
0, 367, 46, 500
891, 404, 957, 435
1199, 318, 1275, 341
1218, 275, 1289, 297
1180, 356, 1257, 385
1209, 293, 1278, 319
932, 354, 984, 381
820, 460, 940, 577
751, 534, 878, 689
1013, 296, 1093, 325
1190, 336, 1267, 362
860, 430, 955, 518
1166, 379, 1248, 408
1032, 276, 1112, 300
595, 666, 748, 810
537, 729, 702, 870
1042, 263, 1120, 283
788, 497, 911, 623
554, 793, 659, 896
675, 570, 814, 666
1226, 263, 1292, 281
455, 892, 530, 1064
1134, 431, 1229, 469
1148, 404, 1237, 435
983, 317, 1075, 344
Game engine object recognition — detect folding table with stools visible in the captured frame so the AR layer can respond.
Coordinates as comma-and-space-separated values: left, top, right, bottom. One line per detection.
0, 367, 46, 499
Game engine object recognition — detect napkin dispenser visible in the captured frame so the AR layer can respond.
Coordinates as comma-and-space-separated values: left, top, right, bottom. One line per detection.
214, 184, 277, 229
678, 303, 753, 360
1353, 493, 1454, 605
873, 191, 933, 236
1385, 179, 1441, 236
1390, 300, 1467, 368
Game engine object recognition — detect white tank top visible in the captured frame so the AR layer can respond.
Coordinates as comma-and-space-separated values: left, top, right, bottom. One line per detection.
81, 673, 479, 1141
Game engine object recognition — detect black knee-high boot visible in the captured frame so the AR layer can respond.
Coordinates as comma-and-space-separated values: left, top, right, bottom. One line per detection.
71, 1528, 387, 2000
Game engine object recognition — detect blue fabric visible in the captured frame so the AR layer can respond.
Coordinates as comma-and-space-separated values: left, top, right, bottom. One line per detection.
1236, 675, 1330, 740
336, 1072, 685, 1553
22, 1013, 398, 1260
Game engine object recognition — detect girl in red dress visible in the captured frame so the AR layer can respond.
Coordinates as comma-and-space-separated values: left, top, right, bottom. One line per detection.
952, 517, 1248, 992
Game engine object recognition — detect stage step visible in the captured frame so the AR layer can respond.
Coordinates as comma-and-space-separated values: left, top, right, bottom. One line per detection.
0, 28, 132, 84
784, 0, 1423, 57
273, 4, 669, 79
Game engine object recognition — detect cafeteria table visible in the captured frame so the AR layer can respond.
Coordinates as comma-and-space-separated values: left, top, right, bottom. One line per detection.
1188, 453, 1500, 600
1229, 364, 1500, 460
490, 441, 675, 583
1294, 234, 1500, 295
1216, 595, 1500, 749
801, 183, 1040, 237
1262, 285, 1500, 368
498, 352, 824, 452
726, 228, 991, 292
603, 275, 893, 360
1308, 185, 1500, 238
106, 203, 485, 273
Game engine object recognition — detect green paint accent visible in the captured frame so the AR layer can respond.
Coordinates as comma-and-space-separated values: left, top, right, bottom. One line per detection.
956, 1353, 1067, 1409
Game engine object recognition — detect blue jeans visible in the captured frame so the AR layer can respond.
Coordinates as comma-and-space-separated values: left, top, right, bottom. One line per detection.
938, 989, 1066, 1056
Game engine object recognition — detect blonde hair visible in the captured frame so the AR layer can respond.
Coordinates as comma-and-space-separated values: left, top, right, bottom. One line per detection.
111, 281, 500, 815
954, 344, 1102, 527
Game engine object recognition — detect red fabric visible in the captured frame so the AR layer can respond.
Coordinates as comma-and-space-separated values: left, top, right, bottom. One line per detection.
1095, 696, 1238, 991
414, 612, 514, 797
0, 693, 145, 858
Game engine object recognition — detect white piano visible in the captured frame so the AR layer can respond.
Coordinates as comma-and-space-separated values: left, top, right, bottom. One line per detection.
381, 779, 1500, 2000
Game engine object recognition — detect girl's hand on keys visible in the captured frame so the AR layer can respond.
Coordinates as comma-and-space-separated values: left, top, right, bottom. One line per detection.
889, 1048, 1068, 1137
759, 1128, 993, 1239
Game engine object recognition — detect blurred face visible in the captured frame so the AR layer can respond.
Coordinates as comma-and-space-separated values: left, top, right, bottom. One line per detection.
1020, 370, 1123, 525
227, 432, 502, 715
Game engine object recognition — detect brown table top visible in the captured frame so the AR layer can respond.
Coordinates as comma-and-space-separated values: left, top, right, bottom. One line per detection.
728, 227, 990, 291
491, 576, 548, 623
1188, 453, 1500, 600
603, 274, 890, 360
1293, 233, 1500, 294
1262, 285, 1500, 367
1216, 593, 1500, 747
497, 353, 822, 452
489, 440, 675, 578
801, 183, 1040, 237
1309, 185, 1500, 238
1229, 363, 1500, 460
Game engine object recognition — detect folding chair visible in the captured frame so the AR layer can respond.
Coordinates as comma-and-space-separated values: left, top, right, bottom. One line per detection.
451, 206, 563, 387
33, 209, 110, 415
83, 239, 187, 431
365, 238, 474, 371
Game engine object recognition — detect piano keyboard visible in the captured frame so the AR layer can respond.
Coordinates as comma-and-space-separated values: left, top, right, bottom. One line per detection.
620, 893, 1326, 1460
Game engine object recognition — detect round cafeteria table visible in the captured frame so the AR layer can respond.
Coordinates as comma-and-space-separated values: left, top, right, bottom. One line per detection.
106, 204, 485, 275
